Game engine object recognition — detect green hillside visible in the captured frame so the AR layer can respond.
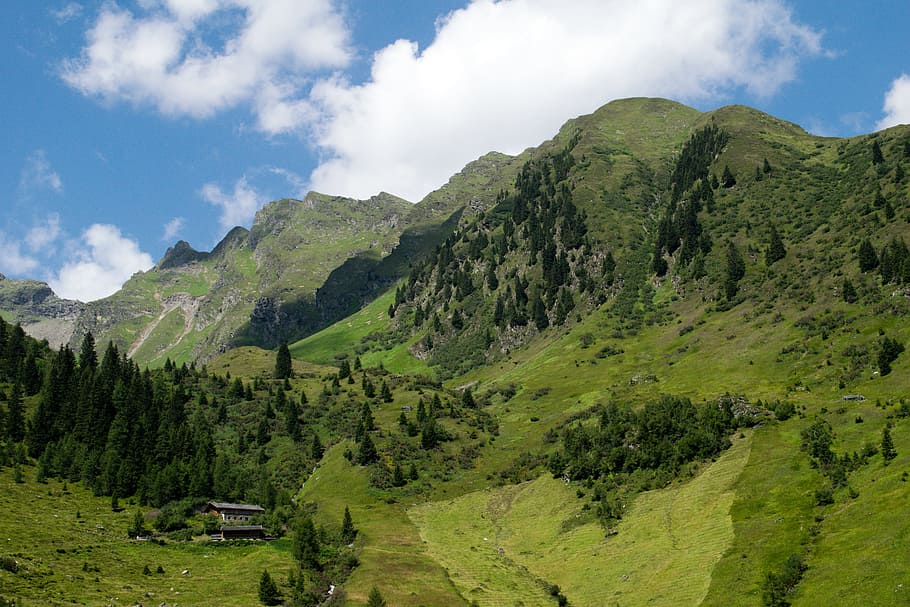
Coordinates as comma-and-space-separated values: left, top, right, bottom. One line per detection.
2, 97, 909, 606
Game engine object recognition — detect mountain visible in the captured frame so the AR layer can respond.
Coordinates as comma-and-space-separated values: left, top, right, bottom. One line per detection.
2, 97, 909, 606
0, 273, 84, 348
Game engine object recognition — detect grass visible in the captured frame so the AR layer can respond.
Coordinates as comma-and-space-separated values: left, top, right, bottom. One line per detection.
299, 443, 466, 607
0, 467, 294, 607
411, 431, 752, 607
290, 290, 394, 365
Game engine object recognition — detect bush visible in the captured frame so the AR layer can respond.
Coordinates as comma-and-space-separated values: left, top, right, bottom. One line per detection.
0, 556, 19, 574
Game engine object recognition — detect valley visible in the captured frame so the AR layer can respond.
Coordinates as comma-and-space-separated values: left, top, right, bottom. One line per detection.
1, 97, 909, 606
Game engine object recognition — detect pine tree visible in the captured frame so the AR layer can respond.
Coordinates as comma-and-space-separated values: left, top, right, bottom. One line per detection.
274, 342, 292, 379
293, 517, 321, 570
358, 433, 378, 464
367, 586, 387, 607
842, 278, 858, 303
881, 426, 896, 463
78, 332, 98, 372
310, 432, 324, 460
724, 241, 746, 300
5, 383, 25, 442
380, 380, 393, 403
721, 165, 736, 188
341, 506, 357, 543
462, 388, 475, 408
858, 238, 879, 272
258, 569, 281, 606
765, 227, 786, 265
872, 139, 884, 165
128, 509, 146, 538
392, 463, 406, 487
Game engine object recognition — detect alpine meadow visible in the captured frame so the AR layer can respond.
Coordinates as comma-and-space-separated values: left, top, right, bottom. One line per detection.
2, 97, 910, 607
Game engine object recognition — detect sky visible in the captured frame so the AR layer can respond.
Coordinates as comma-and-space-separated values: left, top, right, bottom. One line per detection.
1, 0, 909, 302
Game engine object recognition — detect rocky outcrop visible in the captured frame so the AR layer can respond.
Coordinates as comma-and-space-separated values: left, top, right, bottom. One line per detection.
0, 275, 84, 348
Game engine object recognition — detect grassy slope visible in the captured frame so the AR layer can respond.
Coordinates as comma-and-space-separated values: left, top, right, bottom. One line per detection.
412, 431, 752, 607
0, 468, 294, 607
299, 444, 466, 607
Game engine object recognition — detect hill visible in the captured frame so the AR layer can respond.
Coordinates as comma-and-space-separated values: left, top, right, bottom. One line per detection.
1, 97, 909, 606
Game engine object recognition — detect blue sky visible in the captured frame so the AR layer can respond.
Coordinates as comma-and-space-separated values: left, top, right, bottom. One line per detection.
1, 0, 909, 301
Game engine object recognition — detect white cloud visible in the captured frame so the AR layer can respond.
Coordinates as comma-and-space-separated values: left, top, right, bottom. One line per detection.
877, 74, 910, 130
49, 224, 154, 302
51, 3, 83, 24
201, 176, 266, 233
307, 0, 824, 201
268, 166, 308, 197
162, 216, 186, 241
61, 0, 351, 133
0, 235, 39, 275
25, 213, 62, 252
19, 150, 63, 196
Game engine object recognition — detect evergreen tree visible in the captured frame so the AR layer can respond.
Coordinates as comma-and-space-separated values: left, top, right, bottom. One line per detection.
293, 517, 321, 570
310, 432, 324, 460
721, 164, 736, 188
128, 509, 146, 538
362, 375, 375, 398
360, 401, 376, 433
380, 380, 393, 403
842, 278, 858, 303
392, 463, 406, 487
274, 342, 292, 380
858, 238, 879, 272
358, 433, 379, 464
882, 426, 897, 462
367, 586, 387, 607
878, 336, 905, 375
531, 292, 549, 330
338, 358, 351, 379
78, 332, 98, 372
462, 388, 476, 408
5, 383, 25, 442
724, 241, 746, 300
258, 569, 282, 606
341, 506, 357, 543
872, 139, 884, 165
765, 227, 786, 265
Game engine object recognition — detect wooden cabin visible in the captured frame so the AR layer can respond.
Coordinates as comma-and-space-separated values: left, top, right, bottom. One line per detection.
202, 502, 265, 522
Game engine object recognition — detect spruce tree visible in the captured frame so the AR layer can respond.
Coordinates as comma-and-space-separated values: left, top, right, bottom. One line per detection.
258, 569, 281, 606
882, 426, 896, 463
842, 278, 858, 303
724, 241, 746, 300
358, 433, 378, 464
293, 517, 321, 570
765, 227, 786, 265
341, 506, 357, 543
5, 383, 25, 442
367, 586, 387, 607
858, 238, 879, 272
872, 139, 884, 165
274, 342, 292, 379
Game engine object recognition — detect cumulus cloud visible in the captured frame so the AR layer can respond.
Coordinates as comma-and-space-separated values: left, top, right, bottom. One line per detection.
61, 0, 350, 133
201, 176, 267, 233
877, 74, 910, 130
49, 224, 154, 302
308, 0, 824, 201
19, 150, 63, 196
162, 216, 186, 241
25, 213, 62, 252
0, 235, 39, 275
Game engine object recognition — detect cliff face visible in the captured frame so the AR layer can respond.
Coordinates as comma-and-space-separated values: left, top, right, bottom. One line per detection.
0, 275, 84, 348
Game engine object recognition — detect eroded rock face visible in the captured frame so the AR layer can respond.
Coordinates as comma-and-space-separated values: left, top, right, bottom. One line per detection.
0, 275, 84, 347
